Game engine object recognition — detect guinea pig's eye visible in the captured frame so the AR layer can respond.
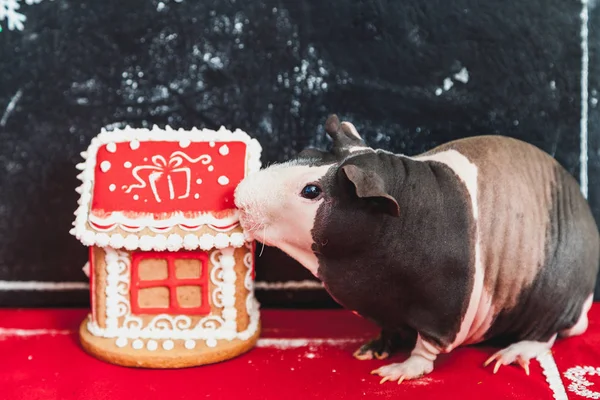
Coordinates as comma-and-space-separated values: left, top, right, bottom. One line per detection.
300, 184, 322, 200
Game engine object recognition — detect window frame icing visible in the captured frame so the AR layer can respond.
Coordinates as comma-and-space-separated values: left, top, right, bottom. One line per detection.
129, 250, 211, 315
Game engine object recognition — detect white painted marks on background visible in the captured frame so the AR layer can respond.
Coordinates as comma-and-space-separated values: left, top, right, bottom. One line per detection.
0, 89, 23, 126
0, 281, 90, 290
435, 67, 470, 96
0, 0, 54, 31
580, 0, 590, 199
0, 279, 325, 291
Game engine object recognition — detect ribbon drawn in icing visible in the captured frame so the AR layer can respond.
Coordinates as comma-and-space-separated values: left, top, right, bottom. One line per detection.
125, 152, 211, 202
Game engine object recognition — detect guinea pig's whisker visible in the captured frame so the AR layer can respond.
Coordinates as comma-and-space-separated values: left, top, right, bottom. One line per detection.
259, 223, 267, 257
249, 220, 263, 233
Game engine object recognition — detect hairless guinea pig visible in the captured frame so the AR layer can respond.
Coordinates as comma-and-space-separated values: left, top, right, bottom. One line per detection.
233, 114, 600, 384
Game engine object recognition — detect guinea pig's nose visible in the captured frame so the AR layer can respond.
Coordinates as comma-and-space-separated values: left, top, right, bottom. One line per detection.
237, 210, 255, 233
234, 197, 247, 211
233, 190, 243, 209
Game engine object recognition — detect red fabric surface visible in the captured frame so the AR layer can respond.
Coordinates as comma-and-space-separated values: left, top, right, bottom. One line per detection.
3, 307, 597, 399
551, 304, 600, 399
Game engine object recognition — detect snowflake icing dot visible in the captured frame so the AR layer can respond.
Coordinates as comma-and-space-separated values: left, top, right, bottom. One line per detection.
130, 140, 140, 150
124, 161, 132, 168
219, 145, 230, 156
100, 161, 111, 172
109, 184, 116, 192
163, 340, 175, 351
184, 340, 196, 350
218, 176, 230, 185
147, 340, 158, 351
106, 143, 117, 153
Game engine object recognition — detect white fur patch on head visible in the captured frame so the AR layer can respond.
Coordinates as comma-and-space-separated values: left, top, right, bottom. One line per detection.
234, 162, 334, 276
347, 146, 373, 154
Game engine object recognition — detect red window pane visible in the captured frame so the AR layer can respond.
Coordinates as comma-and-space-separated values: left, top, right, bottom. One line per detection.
130, 251, 210, 315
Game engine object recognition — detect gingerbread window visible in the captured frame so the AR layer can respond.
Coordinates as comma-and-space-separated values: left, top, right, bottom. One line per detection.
130, 251, 210, 315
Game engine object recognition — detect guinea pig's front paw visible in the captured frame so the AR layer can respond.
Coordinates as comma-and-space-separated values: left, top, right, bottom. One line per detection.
353, 336, 390, 360
371, 355, 434, 384
353, 329, 411, 361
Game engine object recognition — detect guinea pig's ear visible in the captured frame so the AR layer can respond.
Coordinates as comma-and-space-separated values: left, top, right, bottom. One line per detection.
340, 121, 362, 141
324, 114, 367, 157
341, 164, 400, 217
325, 114, 342, 136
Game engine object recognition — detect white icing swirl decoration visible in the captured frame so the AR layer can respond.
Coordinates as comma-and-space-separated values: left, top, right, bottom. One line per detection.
87, 245, 259, 351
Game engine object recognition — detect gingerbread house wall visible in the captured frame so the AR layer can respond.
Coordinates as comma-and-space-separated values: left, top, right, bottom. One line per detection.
89, 244, 254, 338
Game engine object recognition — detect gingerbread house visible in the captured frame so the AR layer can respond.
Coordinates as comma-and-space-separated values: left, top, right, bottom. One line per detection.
70, 125, 262, 368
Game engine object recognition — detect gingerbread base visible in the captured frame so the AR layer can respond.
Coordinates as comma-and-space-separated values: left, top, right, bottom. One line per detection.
79, 317, 261, 368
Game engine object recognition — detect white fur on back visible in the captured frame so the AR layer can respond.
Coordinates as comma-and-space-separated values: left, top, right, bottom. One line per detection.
414, 150, 479, 220
347, 146, 373, 154
413, 150, 493, 350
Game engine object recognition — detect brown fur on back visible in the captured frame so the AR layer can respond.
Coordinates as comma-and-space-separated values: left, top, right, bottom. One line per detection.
421, 136, 599, 321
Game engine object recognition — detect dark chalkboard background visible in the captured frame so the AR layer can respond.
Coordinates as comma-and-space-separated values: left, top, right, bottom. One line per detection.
0, 0, 599, 308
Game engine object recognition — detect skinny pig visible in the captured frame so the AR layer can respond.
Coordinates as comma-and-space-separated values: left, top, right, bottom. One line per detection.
234, 115, 599, 383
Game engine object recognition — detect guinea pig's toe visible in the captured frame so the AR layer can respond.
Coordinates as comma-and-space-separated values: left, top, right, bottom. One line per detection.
352, 348, 374, 360
483, 337, 555, 375
517, 357, 530, 376
371, 356, 433, 384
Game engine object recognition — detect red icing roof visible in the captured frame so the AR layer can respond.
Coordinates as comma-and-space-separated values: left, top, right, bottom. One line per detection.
91, 141, 246, 219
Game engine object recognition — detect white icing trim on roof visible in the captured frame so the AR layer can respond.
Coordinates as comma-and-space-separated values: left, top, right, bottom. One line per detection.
87, 211, 240, 231
70, 229, 248, 252
71, 125, 262, 251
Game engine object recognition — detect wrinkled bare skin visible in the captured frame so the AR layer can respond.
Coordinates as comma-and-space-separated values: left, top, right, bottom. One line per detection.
234, 115, 599, 383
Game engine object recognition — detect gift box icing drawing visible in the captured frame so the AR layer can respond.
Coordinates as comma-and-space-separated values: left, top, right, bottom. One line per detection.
71, 125, 262, 368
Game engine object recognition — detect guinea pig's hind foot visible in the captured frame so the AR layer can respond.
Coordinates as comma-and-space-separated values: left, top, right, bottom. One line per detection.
371, 334, 439, 384
483, 334, 557, 375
